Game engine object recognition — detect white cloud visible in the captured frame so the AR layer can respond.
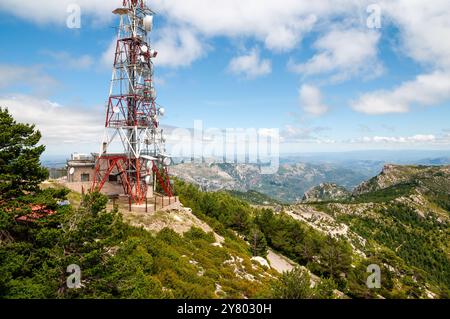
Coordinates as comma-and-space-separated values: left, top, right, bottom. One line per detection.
0, 65, 59, 96
263, 15, 317, 52
289, 28, 382, 81
101, 27, 206, 69
3, 0, 450, 116
0, 0, 116, 25
352, 1, 450, 115
0, 95, 103, 147
0, 0, 362, 68
43, 51, 94, 70
150, 0, 348, 51
352, 71, 450, 115
152, 27, 207, 68
281, 124, 332, 143
228, 49, 271, 78
299, 84, 328, 116
352, 135, 437, 144
100, 38, 117, 68
381, 0, 450, 70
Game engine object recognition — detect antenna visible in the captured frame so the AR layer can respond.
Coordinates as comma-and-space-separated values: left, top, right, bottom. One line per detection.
92, 0, 173, 204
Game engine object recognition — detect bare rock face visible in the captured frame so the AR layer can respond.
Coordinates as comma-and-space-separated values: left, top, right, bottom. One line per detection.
302, 183, 351, 203
353, 164, 450, 195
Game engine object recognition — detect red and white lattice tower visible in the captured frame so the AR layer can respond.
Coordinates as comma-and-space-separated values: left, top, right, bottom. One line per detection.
92, 0, 173, 204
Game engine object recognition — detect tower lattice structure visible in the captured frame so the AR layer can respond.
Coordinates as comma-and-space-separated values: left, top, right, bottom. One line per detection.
92, 0, 173, 204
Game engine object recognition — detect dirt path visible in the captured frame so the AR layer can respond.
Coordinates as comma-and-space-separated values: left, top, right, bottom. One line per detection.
266, 249, 295, 273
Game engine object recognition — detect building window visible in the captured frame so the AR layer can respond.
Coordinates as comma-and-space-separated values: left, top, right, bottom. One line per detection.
81, 174, 90, 182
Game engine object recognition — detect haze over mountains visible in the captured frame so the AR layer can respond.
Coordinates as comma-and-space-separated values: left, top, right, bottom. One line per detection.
167, 151, 450, 203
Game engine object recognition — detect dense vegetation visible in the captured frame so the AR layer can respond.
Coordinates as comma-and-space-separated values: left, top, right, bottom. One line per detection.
174, 180, 381, 296
1, 109, 448, 299
0, 189, 277, 298
271, 267, 337, 299
254, 209, 352, 289
175, 176, 450, 299
0, 108, 48, 200
1, 109, 276, 299
225, 190, 283, 206
337, 203, 450, 297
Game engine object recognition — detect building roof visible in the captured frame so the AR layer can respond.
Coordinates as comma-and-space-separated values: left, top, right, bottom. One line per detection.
15, 205, 56, 223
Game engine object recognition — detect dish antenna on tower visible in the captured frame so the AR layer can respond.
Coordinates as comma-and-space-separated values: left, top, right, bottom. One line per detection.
143, 15, 153, 31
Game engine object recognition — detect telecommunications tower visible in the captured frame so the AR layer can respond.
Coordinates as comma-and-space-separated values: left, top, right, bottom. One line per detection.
92, 0, 173, 204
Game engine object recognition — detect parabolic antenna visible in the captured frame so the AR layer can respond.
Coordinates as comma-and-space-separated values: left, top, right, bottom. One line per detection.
113, 106, 120, 114
150, 49, 158, 58
69, 167, 75, 175
143, 15, 153, 32
163, 157, 172, 166
145, 175, 152, 185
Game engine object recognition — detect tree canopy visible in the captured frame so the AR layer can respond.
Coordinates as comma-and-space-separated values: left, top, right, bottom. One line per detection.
0, 108, 48, 200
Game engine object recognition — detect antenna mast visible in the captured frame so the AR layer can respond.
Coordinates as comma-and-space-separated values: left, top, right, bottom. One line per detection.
92, 0, 173, 204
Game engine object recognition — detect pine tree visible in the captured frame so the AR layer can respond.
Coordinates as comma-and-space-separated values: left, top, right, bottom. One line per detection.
0, 108, 48, 200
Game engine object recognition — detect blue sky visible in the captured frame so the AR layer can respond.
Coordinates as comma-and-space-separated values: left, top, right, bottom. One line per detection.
0, 0, 449, 157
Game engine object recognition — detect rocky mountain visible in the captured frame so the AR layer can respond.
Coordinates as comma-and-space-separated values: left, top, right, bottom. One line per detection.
170, 162, 370, 203
168, 162, 450, 298
353, 164, 450, 195
287, 165, 450, 298
302, 183, 351, 203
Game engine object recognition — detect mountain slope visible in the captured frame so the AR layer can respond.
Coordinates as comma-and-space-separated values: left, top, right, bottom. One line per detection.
293, 165, 450, 297
354, 164, 450, 196
302, 183, 351, 203
171, 162, 370, 203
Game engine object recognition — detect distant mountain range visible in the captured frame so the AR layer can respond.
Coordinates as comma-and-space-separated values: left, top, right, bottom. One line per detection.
170, 153, 450, 203
171, 162, 371, 203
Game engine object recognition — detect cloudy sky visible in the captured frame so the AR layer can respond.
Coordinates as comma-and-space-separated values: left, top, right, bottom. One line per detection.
0, 0, 450, 157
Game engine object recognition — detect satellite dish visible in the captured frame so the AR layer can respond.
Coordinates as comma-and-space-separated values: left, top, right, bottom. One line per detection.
143, 15, 153, 32
163, 157, 172, 166
140, 55, 147, 63
141, 45, 148, 53
160, 152, 172, 160
69, 167, 75, 175
150, 49, 158, 58
158, 107, 165, 117
145, 175, 152, 185
113, 106, 120, 114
